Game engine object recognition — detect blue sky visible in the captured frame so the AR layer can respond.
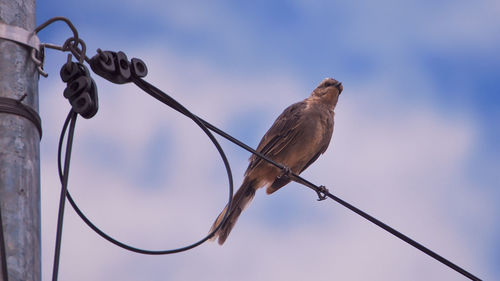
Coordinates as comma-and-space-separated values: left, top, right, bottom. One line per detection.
37, 1, 499, 280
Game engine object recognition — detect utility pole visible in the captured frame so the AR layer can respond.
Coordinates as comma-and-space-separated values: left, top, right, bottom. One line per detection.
0, 0, 41, 280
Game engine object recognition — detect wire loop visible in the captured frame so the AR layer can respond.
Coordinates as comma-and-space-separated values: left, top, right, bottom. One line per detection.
54, 79, 234, 257
62, 37, 89, 64
30, 45, 47, 77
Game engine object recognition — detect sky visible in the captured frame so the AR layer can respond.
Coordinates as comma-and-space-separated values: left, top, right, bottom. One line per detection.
35, 1, 499, 280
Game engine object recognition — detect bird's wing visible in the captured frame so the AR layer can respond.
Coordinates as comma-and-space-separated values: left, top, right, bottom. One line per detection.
247, 101, 306, 170
299, 115, 333, 173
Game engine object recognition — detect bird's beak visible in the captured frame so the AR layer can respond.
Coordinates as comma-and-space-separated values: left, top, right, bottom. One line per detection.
334, 81, 343, 94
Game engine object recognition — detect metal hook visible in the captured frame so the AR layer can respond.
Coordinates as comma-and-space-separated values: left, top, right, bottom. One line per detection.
62, 37, 88, 64
65, 54, 73, 72
31, 48, 48, 77
34, 17, 79, 43
32, 16, 80, 77
32, 17, 83, 75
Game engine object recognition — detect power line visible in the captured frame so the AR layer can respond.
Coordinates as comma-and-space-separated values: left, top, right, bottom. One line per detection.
52, 110, 77, 281
37, 16, 482, 281
132, 76, 482, 281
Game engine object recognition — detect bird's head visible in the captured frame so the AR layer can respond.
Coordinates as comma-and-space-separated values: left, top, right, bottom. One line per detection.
310, 77, 343, 108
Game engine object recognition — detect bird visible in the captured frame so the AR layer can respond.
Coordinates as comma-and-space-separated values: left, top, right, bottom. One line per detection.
209, 77, 344, 245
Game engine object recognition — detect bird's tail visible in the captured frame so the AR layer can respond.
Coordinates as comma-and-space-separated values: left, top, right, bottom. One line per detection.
209, 177, 257, 245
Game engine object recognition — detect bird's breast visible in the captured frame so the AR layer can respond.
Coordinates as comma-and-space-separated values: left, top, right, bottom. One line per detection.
284, 107, 333, 163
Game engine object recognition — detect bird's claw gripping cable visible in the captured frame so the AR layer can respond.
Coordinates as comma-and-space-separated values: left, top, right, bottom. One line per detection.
278, 166, 292, 180
316, 185, 329, 201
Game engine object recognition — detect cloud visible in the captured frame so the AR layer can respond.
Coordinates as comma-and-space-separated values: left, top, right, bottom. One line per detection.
38, 43, 493, 281
35, 1, 499, 279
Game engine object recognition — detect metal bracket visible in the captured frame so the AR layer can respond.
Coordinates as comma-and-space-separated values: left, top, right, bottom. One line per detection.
0, 22, 40, 51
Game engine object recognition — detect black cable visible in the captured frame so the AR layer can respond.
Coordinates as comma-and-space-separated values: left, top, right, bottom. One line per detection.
289, 175, 481, 280
37, 15, 479, 281
0, 200, 9, 281
52, 110, 77, 281
324, 191, 480, 280
50, 65, 480, 279
58, 84, 234, 255
130, 76, 481, 281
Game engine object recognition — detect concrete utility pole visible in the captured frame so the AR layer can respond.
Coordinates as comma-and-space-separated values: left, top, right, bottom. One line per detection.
0, 0, 41, 280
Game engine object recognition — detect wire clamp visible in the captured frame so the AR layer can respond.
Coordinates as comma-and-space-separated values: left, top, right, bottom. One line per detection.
60, 55, 99, 119
89, 49, 147, 84
316, 185, 329, 201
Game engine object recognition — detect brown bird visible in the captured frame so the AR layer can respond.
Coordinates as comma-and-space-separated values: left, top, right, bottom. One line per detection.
209, 77, 344, 245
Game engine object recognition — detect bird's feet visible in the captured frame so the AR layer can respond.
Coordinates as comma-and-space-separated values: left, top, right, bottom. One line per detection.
278, 166, 292, 179
316, 185, 329, 201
